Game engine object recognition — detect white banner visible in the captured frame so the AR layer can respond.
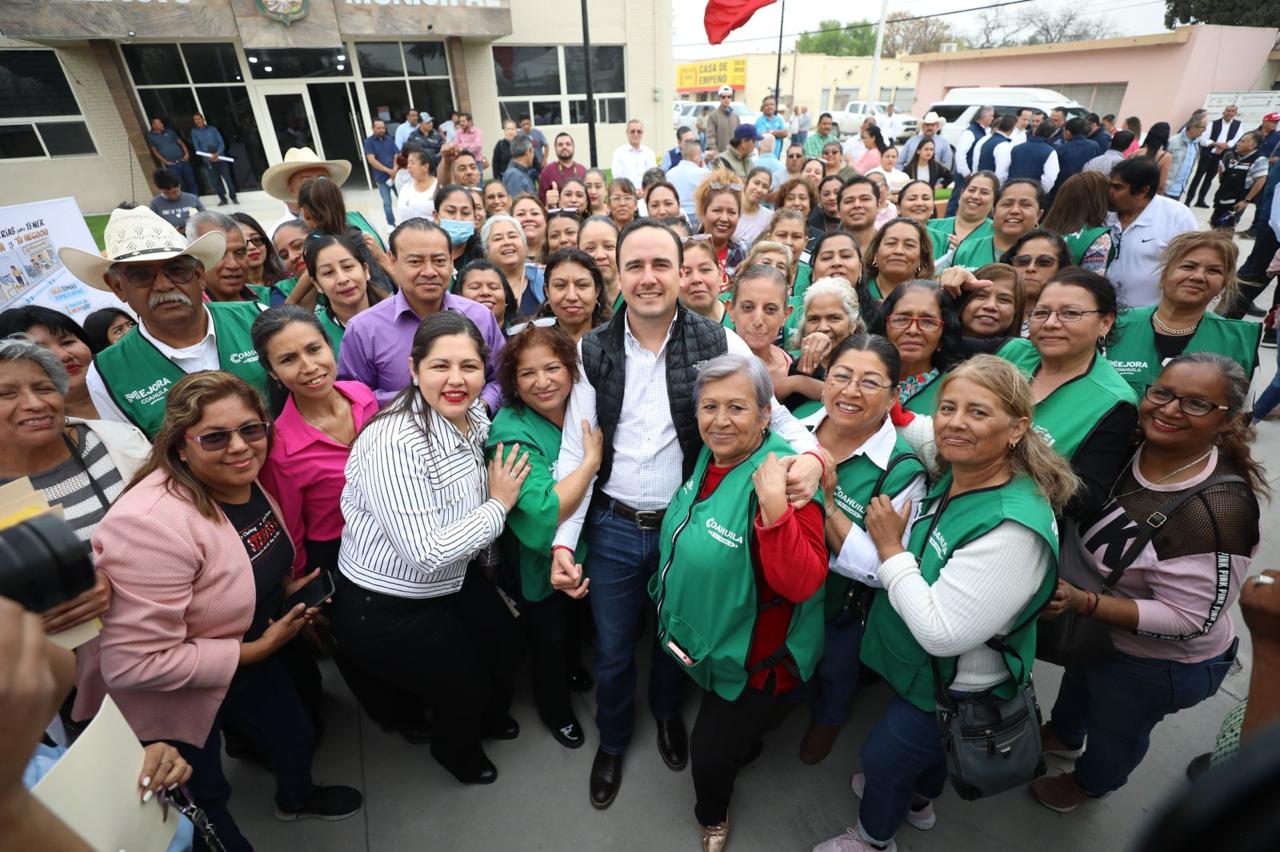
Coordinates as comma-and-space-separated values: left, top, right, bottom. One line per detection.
0, 197, 126, 320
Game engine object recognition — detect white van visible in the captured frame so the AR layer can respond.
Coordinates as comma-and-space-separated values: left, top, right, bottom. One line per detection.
928, 87, 1088, 144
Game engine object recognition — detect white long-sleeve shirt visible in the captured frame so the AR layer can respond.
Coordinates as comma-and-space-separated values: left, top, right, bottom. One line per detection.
552, 317, 818, 551
610, 143, 656, 185
954, 126, 989, 178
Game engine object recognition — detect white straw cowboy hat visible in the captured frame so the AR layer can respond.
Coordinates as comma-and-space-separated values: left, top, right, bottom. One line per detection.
261, 146, 352, 202
58, 206, 226, 292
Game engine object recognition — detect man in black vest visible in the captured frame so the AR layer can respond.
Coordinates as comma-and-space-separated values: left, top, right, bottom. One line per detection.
1005, 121, 1060, 194
549, 219, 824, 810
1187, 104, 1242, 208
976, 112, 1017, 174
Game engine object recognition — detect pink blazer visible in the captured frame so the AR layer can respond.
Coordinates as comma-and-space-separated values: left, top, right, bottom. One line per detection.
74, 469, 274, 747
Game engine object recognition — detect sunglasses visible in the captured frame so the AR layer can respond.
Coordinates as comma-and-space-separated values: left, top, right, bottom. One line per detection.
244, 235, 268, 248
682, 234, 714, 246
113, 259, 200, 288
709, 181, 744, 191
506, 317, 558, 337
185, 421, 271, 451
1011, 254, 1058, 269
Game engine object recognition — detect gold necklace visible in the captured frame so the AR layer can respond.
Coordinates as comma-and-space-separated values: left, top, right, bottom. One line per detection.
1110, 445, 1213, 499
1152, 309, 1199, 337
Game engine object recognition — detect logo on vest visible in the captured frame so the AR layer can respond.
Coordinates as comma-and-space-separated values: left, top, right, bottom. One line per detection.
124, 376, 173, 407
704, 517, 744, 549
834, 485, 866, 520
228, 349, 259, 365
1108, 359, 1147, 376
928, 527, 949, 560
1032, 424, 1055, 447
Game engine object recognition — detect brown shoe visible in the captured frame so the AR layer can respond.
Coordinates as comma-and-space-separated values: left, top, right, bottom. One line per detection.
1031, 771, 1094, 813
1039, 723, 1084, 759
701, 820, 730, 852
799, 723, 841, 764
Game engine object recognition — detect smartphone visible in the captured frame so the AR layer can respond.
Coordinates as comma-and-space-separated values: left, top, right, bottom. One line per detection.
281, 569, 335, 614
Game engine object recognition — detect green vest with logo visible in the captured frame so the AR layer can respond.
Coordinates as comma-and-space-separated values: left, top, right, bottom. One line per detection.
783, 262, 814, 338
649, 434, 824, 701
902, 370, 945, 415
950, 234, 1000, 270
94, 302, 269, 438
1106, 306, 1262, 398
998, 338, 1136, 460
926, 217, 993, 261
824, 438, 926, 620
486, 406, 587, 602
859, 473, 1059, 712
248, 277, 298, 307
1062, 226, 1114, 268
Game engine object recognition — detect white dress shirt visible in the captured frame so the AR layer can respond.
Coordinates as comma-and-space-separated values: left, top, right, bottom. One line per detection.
1105, 195, 1199, 308
611, 143, 657, 185
87, 308, 222, 423
666, 160, 710, 217
552, 315, 819, 551
954, 126, 988, 178
799, 411, 926, 587
1201, 118, 1243, 149
1011, 127, 1028, 146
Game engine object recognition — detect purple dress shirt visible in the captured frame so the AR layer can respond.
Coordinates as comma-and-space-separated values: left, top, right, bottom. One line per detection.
336, 289, 506, 411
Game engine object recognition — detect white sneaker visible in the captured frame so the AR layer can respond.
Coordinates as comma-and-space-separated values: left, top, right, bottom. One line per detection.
850, 773, 936, 831
812, 826, 897, 852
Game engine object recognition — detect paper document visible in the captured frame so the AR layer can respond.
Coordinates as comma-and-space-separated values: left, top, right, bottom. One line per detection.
195, 151, 235, 162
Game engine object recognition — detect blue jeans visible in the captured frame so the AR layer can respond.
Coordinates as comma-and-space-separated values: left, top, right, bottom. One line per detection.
171, 159, 198, 195
1049, 642, 1236, 796
811, 616, 866, 726
376, 180, 395, 226
204, 158, 237, 202
1255, 345, 1280, 421
584, 502, 686, 754
857, 695, 949, 844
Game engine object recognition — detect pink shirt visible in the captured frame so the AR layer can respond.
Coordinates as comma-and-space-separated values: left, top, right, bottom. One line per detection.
259, 380, 378, 576
455, 127, 484, 161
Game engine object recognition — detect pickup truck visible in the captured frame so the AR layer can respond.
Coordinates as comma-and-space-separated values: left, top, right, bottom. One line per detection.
828, 101, 918, 144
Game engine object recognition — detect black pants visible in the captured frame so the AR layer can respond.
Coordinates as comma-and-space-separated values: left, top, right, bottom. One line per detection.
1223, 222, 1280, 318
328, 567, 523, 772
690, 677, 789, 826
1187, 150, 1222, 205
523, 590, 585, 729
170, 728, 253, 852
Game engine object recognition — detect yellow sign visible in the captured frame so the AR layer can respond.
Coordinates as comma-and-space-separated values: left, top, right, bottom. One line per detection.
676, 58, 746, 92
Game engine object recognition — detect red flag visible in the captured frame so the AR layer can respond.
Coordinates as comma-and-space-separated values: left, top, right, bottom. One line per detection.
703, 0, 778, 46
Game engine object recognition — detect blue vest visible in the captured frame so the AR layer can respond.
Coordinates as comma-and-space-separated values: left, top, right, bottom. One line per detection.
1054, 137, 1099, 189
963, 121, 987, 171
1008, 137, 1053, 181
976, 134, 1011, 173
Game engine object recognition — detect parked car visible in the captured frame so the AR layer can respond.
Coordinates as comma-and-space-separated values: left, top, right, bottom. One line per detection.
927, 87, 1087, 145
673, 101, 758, 136
828, 101, 918, 144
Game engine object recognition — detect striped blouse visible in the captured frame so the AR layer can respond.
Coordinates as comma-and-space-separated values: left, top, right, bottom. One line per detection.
337, 394, 507, 599
1, 425, 122, 549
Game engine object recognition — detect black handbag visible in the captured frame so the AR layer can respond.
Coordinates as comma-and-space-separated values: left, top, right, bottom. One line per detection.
1036, 474, 1244, 667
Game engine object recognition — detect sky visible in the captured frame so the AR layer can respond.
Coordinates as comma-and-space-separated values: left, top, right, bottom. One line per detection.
673, 0, 1172, 59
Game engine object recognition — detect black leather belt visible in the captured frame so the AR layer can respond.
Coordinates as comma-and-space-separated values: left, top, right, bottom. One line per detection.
594, 496, 666, 530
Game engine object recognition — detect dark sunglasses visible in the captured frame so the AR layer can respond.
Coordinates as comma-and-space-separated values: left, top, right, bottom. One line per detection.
1011, 254, 1058, 269
112, 259, 200, 288
185, 421, 271, 451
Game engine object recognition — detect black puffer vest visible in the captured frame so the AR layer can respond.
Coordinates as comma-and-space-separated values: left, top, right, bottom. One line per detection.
581, 304, 729, 488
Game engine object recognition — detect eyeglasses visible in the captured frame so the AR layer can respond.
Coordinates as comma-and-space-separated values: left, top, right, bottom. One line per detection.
1143, 385, 1229, 417
112, 259, 200, 288
506, 317, 558, 337
609, 194, 635, 203
786, 152, 804, 159
244, 235, 268, 248
1011, 254, 1058, 269
827, 371, 893, 394
887, 314, 943, 332
185, 421, 271, 451
1027, 308, 1102, 324
709, 181, 744, 191
682, 234, 714, 247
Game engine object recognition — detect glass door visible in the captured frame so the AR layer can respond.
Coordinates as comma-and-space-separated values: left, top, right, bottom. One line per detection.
254, 82, 368, 190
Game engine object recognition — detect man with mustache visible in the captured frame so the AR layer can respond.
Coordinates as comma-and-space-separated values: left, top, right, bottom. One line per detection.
60, 206, 269, 438
186, 211, 256, 303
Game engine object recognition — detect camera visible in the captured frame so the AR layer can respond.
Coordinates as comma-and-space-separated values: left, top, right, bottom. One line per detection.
0, 515, 95, 612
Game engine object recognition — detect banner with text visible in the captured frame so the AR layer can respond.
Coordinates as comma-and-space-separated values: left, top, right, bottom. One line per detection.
0, 198, 126, 320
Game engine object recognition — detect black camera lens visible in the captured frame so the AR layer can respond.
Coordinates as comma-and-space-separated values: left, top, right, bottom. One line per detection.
0, 514, 95, 613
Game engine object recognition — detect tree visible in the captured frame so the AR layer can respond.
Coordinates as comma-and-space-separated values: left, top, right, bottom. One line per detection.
1164, 2, 1280, 28
967, 9, 1022, 49
883, 12, 958, 56
796, 19, 878, 56
964, 3, 1116, 48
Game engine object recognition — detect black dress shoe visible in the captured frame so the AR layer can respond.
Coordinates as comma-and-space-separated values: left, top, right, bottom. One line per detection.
656, 716, 688, 770
484, 714, 520, 740
1194, 201, 1210, 209
566, 666, 594, 693
438, 749, 498, 785
550, 718, 586, 749
590, 748, 623, 809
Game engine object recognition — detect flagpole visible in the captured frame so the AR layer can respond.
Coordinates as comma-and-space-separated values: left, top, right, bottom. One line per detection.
773, 0, 785, 101
581, 0, 598, 168
868, 0, 889, 115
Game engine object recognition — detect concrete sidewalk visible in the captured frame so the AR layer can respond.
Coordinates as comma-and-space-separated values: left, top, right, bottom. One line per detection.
217, 200, 1279, 852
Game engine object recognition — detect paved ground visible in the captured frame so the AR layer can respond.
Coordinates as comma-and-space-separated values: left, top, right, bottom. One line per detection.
217, 192, 1278, 851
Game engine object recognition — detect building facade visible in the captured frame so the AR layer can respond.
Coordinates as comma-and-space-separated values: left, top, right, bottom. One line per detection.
0, 0, 673, 213
676, 52, 919, 114
903, 25, 1279, 133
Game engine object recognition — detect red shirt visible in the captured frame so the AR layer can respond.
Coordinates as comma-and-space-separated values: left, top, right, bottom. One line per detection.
538, 161, 587, 205
697, 462, 828, 694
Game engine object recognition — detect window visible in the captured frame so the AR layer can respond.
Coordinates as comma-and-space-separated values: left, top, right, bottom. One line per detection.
879, 87, 894, 103
354, 41, 453, 131
493, 44, 627, 126
0, 50, 96, 159
893, 88, 915, 112
244, 48, 346, 79
121, 43, 268, 188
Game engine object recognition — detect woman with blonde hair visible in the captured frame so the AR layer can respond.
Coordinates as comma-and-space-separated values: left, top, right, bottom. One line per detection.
816, 355, 1074, 852
1041, 171, 1115, 272
695, 169, 748, 276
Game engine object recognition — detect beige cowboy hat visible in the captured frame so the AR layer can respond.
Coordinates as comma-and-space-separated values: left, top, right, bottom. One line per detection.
921, 111, 944, 124
261, 146, 352, 201
58, 206, 226, 292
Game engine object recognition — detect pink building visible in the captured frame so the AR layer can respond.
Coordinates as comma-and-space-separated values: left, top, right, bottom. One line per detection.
904, 25, 1280, 131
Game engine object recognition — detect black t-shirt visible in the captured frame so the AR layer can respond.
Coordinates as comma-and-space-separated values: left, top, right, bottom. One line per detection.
219, 484, 294, 643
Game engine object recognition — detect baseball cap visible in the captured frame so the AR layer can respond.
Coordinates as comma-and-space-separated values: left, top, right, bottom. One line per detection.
733, 125, 760, 142
718, 85, 733, 97
1264, 112, 1280, 123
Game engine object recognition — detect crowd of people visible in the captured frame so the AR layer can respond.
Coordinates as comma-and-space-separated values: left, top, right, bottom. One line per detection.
2, 92, 1278, 852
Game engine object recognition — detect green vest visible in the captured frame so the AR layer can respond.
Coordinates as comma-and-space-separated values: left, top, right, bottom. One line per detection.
859, 473, 1059, 712
485, 406, 587, 602
346, 211, 385, 250
248, 277, 298, 307
824, 436, 926, 620
1106, 306, 1262, 398
926, 217, 993, 261
902, 370, 945, 415
783, 262, 813, 337
997, 338, 1137, 460
1062, 226, 1114, 268
649, 434, 824, 701
94, 302, 269, 438
315, 304, 346, 354
951, 235, 999, 270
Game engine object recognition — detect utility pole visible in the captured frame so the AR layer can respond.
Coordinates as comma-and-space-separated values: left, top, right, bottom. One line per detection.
773, 0, 786, 100
580, 0, 598, 167
867, 0, 890, 109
